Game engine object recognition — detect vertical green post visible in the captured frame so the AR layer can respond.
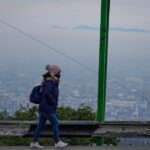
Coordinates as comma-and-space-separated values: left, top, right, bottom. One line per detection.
97, 0, 110, 122
96, 0, 110, 145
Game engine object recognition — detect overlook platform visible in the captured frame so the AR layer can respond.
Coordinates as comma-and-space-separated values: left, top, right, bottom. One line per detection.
0, 146, 149, 150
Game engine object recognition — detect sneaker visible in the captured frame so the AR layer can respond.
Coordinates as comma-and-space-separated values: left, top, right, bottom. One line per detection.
55, 140, 68, 149
30, 142, 44, 149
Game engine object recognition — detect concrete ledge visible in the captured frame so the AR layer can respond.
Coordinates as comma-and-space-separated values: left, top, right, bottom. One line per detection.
0, 121, 150, 138
93, 121, 150, 138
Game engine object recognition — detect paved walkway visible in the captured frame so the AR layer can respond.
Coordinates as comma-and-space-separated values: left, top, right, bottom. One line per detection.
0, 146, 149, 150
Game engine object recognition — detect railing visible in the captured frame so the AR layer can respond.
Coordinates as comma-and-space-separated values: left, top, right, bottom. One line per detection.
0, 121, 150, 138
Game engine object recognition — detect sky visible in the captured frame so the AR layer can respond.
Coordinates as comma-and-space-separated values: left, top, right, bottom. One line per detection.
0, 0, 150, 73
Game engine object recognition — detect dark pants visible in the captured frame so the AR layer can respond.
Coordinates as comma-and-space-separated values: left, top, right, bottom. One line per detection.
33, 112, 60, 143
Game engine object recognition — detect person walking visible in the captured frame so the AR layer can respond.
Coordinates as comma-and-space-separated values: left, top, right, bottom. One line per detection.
30, 64, 68, 149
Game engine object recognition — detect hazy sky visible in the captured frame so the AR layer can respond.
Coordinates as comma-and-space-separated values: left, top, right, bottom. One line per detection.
0, 0, 150, 72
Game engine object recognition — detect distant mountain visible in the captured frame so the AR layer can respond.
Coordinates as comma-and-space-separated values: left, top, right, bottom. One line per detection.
73, 25, 99, 30
51, 25, 67, 29
74, 25, 150, 33
51, 24, 150, 33
110, 27, 149, 33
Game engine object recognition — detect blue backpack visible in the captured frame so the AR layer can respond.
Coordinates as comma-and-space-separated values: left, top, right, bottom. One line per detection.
29, 84, 44, 104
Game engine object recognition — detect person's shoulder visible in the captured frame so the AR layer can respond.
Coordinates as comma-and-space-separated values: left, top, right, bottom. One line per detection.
43, 78, 55, 85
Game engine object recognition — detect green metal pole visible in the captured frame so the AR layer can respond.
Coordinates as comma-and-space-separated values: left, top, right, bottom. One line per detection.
96, 0, 110, 145
97, 0, 110, 122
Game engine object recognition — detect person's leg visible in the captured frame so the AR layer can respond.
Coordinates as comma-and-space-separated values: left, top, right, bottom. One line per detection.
43, 112, 60, 143
32, 112, 47, 142
43, 112, 68, 148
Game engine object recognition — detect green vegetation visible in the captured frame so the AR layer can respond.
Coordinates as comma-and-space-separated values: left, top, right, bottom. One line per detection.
14, 106, 38, 120
0, 105, 95, 121
57, 106, 95, 120
0, 106, 117, 146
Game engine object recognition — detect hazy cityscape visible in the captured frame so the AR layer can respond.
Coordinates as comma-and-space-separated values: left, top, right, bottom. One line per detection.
0, 61, 150, 122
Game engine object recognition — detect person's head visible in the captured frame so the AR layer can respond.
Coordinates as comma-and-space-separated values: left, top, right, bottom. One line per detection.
45, 64, 61, 81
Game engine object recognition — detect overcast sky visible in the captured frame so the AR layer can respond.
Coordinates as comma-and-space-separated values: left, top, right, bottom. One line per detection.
1, 0, 150, 28
0, 0, 150, 71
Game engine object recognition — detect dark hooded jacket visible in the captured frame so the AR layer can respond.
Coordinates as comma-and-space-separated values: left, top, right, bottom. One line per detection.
39, 79, 59, 113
